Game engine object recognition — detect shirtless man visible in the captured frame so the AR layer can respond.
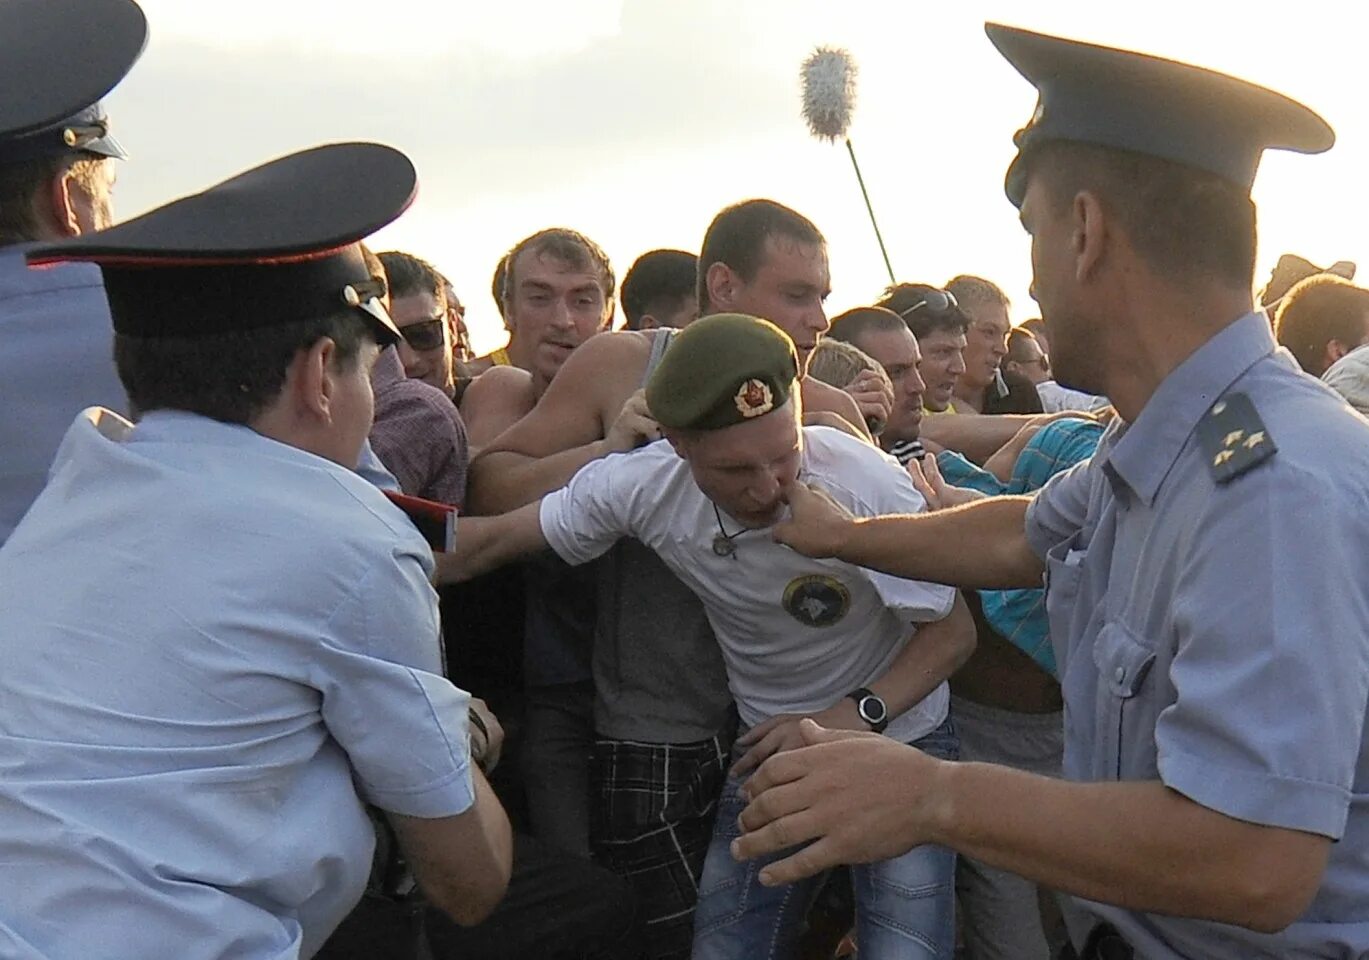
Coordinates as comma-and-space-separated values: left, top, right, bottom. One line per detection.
463, 199, 890, 958
459, 229, 615, 451
468, 199, 888, 515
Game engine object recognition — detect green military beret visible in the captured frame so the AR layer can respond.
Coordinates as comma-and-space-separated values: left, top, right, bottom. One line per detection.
646, 313, 799, 431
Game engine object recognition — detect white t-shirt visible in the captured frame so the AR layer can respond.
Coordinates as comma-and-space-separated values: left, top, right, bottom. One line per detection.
1037, 379, 1110, 414
540, 426, 956, 743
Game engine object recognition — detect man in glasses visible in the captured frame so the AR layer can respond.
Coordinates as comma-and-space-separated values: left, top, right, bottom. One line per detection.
736, 23, 1369, 960
362, 249, 470, 507
883, 284, 1080, 463
1010, 326, 1109, 415
380, 250, 460, 398
464, 199, 881, 958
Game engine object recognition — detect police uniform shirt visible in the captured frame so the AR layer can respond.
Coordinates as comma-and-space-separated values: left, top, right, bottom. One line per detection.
540, 425, 956, 743
0, 409, 476, 960
1024, 312, 1369, 956
0, 245, 125, 546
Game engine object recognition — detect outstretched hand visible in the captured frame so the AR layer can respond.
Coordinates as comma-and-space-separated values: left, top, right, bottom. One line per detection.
773, 481, 856, 559
906, 455, 987, 512
731, 719, 943, 886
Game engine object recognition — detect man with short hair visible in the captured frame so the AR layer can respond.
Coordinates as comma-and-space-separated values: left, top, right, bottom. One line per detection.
827, 305, 928, 458
946, 274, 1012, 412
737, 23, 1369, 960
1274, 273, 1369, 376
463, 199, 883, 958
0, 0, 146, 546
378, 250, 457, 397
363, 248, 470, 506
1006, 328, 1049, 385
448, 313, 974, 960
882, 284, 1062, 462
459, 228, 616, 450
0, 142, 513, 960
621, 248, 699, 331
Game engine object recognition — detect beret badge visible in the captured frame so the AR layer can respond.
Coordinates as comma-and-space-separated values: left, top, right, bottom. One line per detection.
734, 379, 774, 418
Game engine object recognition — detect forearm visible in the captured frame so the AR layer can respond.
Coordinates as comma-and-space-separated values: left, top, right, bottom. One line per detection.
869, 594, 976, 717
932, 763, 1326, 931
920, 414, 1036, 464
467, 441, 614, 515
434, 502, 548, 584
840, 496, 1042, 590
983, 426, 1036, 484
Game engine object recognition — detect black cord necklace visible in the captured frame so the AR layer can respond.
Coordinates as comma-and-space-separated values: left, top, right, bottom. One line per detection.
711, 503, 743, 559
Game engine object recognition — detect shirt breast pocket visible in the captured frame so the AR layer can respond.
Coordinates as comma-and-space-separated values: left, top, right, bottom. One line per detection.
1043, 534, 1088, 657
1091, 621, 1158, 781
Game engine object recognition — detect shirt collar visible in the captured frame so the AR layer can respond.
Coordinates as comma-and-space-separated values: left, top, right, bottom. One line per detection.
126, 408, 354, 475
1102, 312, 1275, 506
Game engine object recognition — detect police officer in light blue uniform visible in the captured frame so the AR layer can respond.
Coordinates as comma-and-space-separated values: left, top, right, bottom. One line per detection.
0, 143, 512, 960
730, 23, 1369, 960
0, 0, 149, 545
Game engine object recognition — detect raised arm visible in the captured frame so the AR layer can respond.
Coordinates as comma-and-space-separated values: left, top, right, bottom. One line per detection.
774, 482, 1042, 590
465, 331, 652, 515
433, 501, 548, 584
918, 412, 1039, 464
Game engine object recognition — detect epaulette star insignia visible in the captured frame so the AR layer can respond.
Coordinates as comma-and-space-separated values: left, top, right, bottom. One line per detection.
1195, 393, 1277, 483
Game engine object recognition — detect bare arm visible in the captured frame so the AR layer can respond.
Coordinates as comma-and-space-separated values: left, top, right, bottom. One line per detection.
919, 412, 1038, 464
982, 420, 1041, 484
734, 727, 1329, 932
433, 501, 549, 584
465, 332, 651, 515
866, 593, 976, 717
388, 768, 514, 926
774, 482, 1042, 590
800, 377, 874, 443
460, 367, 535, 454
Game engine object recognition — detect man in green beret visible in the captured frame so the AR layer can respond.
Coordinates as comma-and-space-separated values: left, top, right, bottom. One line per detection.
440, 312, 974, 958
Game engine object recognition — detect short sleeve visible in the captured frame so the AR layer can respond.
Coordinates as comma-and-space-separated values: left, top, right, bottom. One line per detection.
1023, 456, 1095, 559
311, 544, 474, 819
830, 442, 956, 623
539, 452, 638, 566
1158, 464, 1369, 838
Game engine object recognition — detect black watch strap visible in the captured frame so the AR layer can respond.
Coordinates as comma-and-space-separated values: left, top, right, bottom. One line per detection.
847, 686, 889, 734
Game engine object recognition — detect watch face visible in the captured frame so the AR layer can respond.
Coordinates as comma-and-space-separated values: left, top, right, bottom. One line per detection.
859, 695, 888, 725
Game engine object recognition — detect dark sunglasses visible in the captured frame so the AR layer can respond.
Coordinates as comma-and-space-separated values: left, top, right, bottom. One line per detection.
896, 289, 959, 321
399, 316, 447, 352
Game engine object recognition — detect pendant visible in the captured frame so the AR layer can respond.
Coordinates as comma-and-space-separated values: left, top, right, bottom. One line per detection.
712, 534, 737, 558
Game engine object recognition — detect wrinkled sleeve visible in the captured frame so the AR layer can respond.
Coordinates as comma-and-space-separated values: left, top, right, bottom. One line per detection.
1159, 464, 1369, 838
1023, 456, 1095, 560
538, 453, 637, 566
312, 544, 474, 819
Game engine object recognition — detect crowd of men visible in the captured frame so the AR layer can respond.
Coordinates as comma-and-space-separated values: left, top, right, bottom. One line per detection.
3, 2, 1369, 959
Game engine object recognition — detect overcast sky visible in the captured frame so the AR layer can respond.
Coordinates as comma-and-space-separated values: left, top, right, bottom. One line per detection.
106, 0, 1369, 352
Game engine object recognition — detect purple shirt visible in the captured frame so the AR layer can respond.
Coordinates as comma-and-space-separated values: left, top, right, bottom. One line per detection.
369, 347, 468, 507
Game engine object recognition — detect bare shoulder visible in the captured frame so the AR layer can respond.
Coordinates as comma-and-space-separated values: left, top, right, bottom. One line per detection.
462, 367, 537, 448
549, 328, 655, 411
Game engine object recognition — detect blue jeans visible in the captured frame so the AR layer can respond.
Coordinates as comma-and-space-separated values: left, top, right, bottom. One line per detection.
692, 717, 959, 960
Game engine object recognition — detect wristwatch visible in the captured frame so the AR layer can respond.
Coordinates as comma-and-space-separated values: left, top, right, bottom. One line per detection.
847, 687, 889, 734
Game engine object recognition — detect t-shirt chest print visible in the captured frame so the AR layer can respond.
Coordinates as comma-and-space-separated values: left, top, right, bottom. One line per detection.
782, 574, 851, 627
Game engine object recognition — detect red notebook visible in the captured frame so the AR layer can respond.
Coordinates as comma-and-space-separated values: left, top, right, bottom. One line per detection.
383, 490, 457, 552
